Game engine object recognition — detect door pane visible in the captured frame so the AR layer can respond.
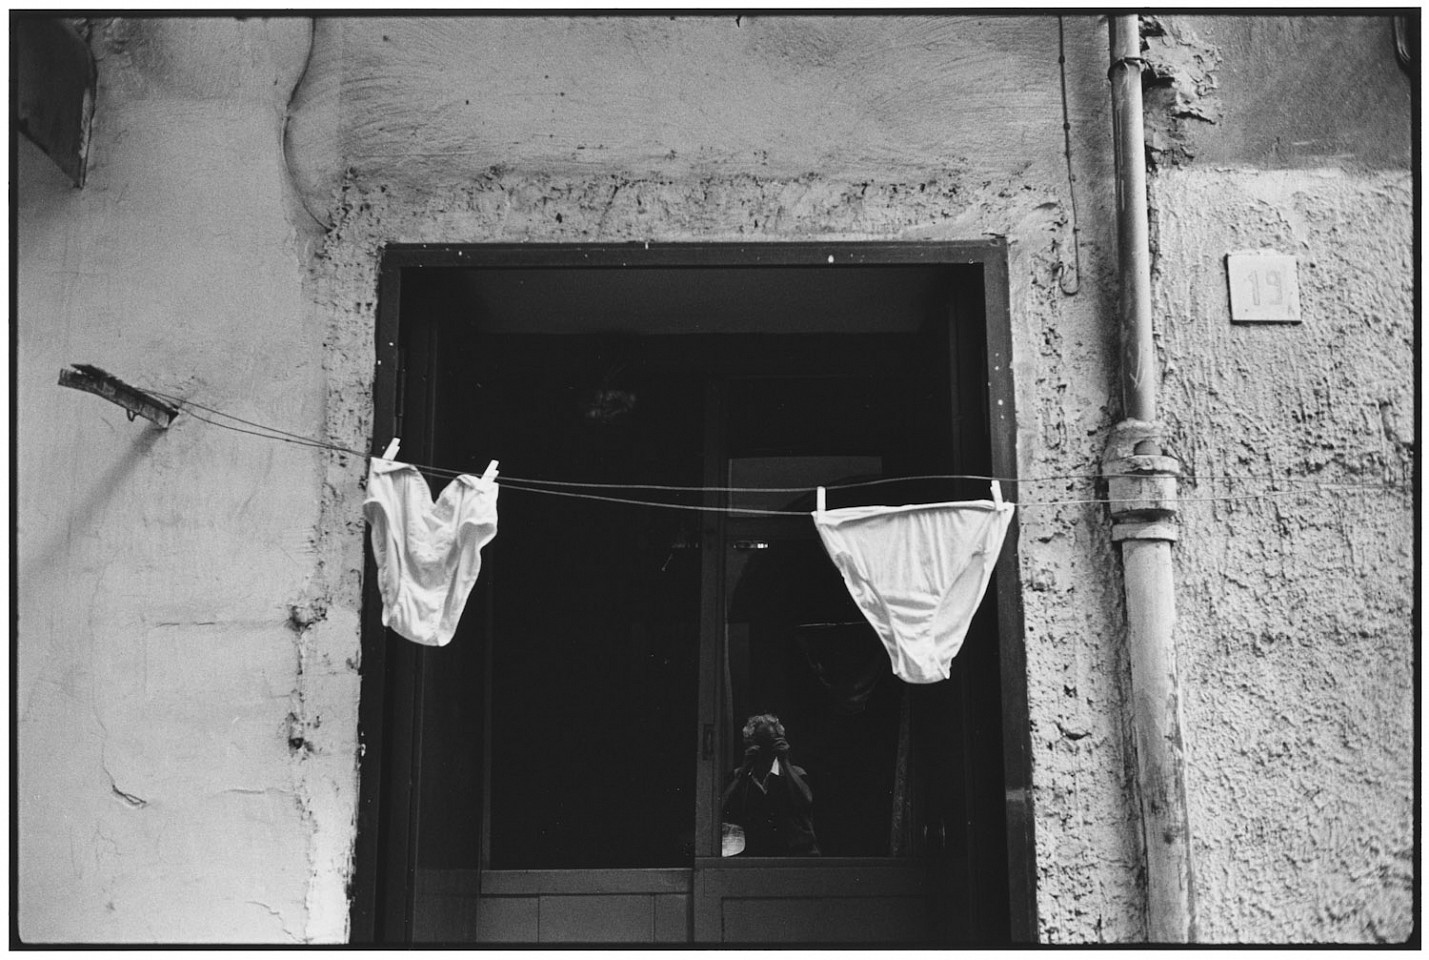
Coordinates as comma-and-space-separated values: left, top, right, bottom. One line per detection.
720, 457, 914, 859
482, 345, 703, 869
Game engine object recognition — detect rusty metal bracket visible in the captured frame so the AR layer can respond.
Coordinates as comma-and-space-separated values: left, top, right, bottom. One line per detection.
58, 364, 180, 428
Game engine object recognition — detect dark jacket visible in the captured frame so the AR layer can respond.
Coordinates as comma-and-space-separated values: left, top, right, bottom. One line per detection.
721, 757, 820, 857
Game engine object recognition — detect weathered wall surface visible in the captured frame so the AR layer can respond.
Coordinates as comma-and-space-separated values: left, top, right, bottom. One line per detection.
1142, 14, 1415, 943
1152, 169, 1415, 942
1142, 16, 1412, 171
21, 14, 1151, 943
16, 13, 1414, 946
288, 16, 1105, 207
16, 17, 357, 943
302, 14, 1150, 944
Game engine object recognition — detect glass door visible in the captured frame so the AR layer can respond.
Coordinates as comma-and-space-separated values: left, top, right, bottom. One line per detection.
692, 376, 958, 944
363, 253, 1022, 946
416, 334, 706, 943
719, 459, 915, 862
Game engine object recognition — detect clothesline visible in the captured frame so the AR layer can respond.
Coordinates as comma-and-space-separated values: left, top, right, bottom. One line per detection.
495, 478, 1405, 515
149, 388, 1411, 514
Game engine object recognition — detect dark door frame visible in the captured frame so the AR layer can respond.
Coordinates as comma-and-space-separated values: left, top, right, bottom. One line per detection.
348, 241, 1037, 944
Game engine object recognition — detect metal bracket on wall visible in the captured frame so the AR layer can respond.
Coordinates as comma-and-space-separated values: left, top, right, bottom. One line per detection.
58, 364, 180, 428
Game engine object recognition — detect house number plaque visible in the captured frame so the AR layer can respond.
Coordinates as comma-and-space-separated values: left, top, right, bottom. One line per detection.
1226, 251, 1302, 323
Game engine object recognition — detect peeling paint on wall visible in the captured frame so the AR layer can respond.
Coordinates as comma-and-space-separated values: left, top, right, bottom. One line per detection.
1147, 16, 1412, 171
1140, 16, 1224, 169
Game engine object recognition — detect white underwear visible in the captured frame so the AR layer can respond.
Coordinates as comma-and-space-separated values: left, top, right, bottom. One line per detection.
812, 496, 1015, 684
363, 460, 499, 647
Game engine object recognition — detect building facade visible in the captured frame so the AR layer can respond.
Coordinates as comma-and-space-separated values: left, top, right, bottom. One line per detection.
15, 14, 1415, 944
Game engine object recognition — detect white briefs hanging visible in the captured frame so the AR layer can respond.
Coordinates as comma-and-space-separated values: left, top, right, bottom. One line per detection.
363, 459, 499, 647
361, 458, 1006, 665
812, 491, 1015, 684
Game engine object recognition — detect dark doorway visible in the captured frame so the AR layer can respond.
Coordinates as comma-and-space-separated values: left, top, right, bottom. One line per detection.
351, 244, 1035, 945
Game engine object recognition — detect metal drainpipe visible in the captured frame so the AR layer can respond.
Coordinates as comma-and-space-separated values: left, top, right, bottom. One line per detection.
1104, 14, 1196, 943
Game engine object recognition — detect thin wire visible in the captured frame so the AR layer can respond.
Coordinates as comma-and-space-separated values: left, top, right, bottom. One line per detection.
498, 478, 1404, 513
180, 408, 348, 453
499, 481, 793, 516
152, 389, 1410, 506
428, 468, 1399, 491
149, 390, 372, 458
506, 472, 1080, 492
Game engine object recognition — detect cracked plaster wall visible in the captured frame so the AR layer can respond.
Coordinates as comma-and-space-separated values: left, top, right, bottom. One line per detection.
16, 13, 1412, 946
17, 17, 354, 943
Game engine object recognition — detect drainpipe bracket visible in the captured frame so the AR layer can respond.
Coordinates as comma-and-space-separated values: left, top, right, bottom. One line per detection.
1102, 418, 1167, 462
1112, 518, 1179, 542
1104, 454, 1181, 529
1103, 419, 1181, 531
1112, 454, 1182, 475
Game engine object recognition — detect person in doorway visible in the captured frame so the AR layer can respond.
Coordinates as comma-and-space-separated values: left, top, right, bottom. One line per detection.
721, 714, 820, 857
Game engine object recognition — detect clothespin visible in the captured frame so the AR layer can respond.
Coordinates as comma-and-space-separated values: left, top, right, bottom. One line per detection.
481, 459, 500, 484
816, 486, 826, 514
58, 364, 180, 429
990, 480, 1003, 507
380, 438, 400, 461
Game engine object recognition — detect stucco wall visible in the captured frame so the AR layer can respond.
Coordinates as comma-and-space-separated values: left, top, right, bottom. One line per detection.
1142, 15, 1414, 942
1152, 168, 1415, 942
15, 13, 1415, 945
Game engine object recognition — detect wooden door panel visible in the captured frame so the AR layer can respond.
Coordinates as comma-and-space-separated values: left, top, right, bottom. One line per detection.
466, 893, 691, 943
537, 895, 657, 942
721, 896, 926, 943
472, 897, 538, 943
471, 869, 693, 944
693, 858, 934, 944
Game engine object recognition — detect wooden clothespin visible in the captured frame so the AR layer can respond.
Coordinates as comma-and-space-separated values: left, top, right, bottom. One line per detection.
58, 364, 180, 429
816, 486, 826, 514
990, 480, 1003, 507
481, 459, 499, 483
380, 438, 400, 461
